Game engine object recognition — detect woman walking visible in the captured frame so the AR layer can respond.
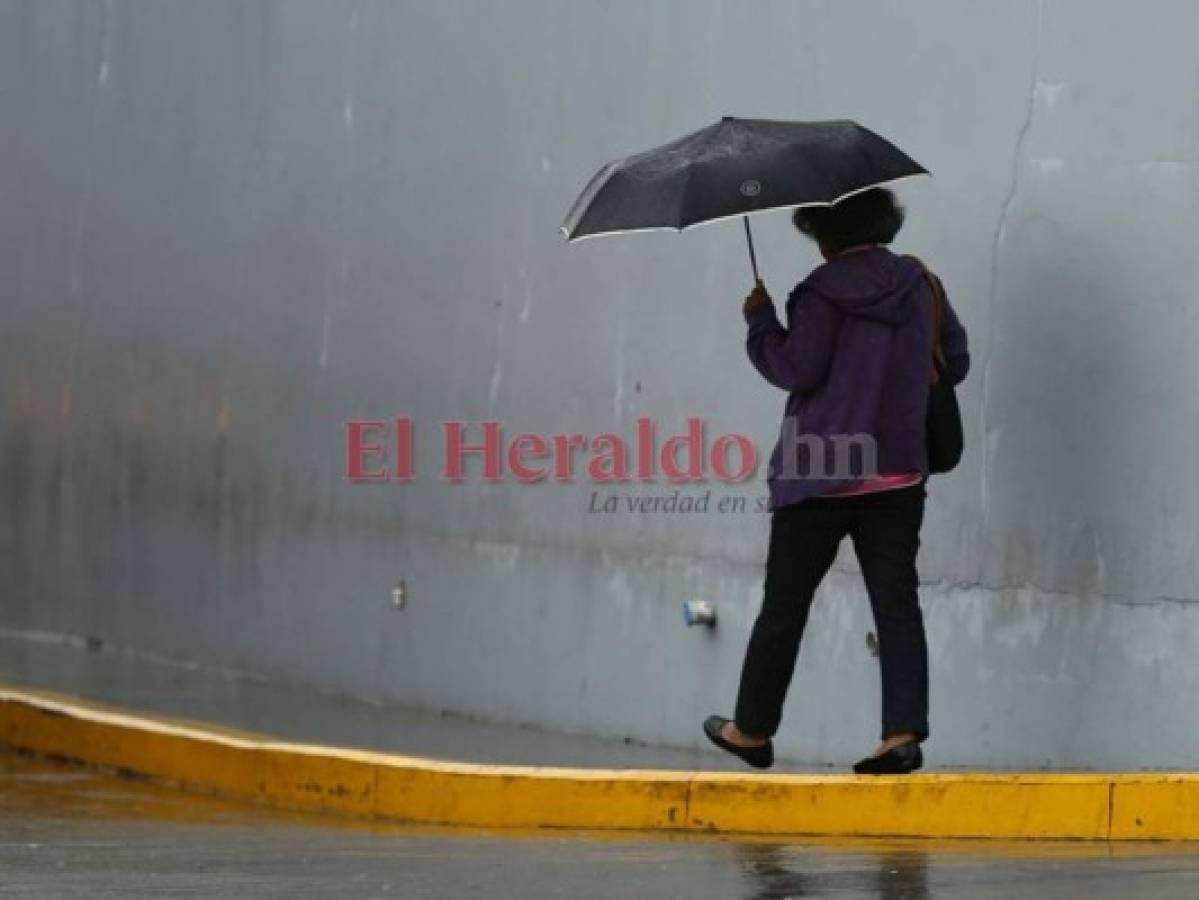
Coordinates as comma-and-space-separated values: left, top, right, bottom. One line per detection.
703, 188, 969, 774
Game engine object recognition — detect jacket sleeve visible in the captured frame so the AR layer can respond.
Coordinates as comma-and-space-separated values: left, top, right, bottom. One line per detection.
939, 288, 970, 386
745, 284, 839, 394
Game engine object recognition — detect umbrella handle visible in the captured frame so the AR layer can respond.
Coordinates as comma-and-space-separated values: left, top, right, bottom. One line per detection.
742, 216, 760, 284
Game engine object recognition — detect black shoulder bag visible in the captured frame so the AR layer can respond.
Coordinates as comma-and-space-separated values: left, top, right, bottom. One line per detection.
919, 265, 964, 473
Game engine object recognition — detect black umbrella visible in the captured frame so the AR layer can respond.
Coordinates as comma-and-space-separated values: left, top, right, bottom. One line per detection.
560, 117, 927, 281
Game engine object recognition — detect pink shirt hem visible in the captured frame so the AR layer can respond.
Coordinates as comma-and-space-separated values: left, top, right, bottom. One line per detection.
823, 472, 924, 498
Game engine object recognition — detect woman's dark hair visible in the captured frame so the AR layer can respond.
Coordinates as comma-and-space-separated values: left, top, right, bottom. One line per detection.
791, 188, 905, 252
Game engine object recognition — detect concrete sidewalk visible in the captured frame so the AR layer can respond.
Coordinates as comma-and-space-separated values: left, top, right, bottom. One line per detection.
0, 631, 750, 771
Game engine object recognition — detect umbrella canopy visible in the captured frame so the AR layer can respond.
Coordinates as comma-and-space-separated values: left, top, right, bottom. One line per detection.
560, 117, 927, 277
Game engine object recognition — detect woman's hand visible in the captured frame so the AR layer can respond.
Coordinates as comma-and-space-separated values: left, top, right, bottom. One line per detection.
743, 279, 772, 320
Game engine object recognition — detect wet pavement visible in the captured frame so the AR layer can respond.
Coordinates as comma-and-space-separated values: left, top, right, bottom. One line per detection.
0, 632, 760, 771
4, 751, 1199, 899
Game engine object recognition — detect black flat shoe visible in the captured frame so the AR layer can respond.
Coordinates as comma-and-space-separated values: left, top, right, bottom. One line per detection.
852, 740, 923, 775
702, 715, 774, 770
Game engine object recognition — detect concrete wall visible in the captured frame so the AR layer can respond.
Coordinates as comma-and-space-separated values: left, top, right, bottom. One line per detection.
3, 0, 1199, 769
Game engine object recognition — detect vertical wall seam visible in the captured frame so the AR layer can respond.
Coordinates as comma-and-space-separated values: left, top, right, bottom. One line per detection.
371, 763, 380, 821
979, 0, 1045, 540
1106, 779, 1115, 840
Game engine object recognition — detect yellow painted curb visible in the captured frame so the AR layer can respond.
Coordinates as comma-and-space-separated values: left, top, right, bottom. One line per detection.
688, 772, 1111, 840
0, 686, 1193, 840
1110, 775, 1199, 841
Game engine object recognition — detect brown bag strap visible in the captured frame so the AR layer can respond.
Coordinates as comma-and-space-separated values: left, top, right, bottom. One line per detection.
905, 255, 947, 385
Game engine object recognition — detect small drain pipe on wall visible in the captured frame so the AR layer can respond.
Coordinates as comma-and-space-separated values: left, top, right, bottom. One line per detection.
682, 600, 717, 628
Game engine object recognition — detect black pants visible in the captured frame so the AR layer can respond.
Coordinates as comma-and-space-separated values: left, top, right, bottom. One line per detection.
734, 482, 928, 742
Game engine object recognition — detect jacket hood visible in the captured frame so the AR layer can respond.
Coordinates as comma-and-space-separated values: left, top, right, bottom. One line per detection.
802, 247, 924, 325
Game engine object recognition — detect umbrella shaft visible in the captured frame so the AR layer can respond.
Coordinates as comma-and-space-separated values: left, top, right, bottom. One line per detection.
742, 217, 759, 282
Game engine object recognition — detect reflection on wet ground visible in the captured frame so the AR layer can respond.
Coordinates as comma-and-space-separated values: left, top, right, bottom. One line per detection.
3, 751, 1199, 899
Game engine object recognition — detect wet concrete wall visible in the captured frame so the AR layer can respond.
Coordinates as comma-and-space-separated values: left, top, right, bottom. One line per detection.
3, 0, 1198, 769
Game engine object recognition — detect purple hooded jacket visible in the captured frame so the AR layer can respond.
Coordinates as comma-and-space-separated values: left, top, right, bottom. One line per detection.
746, 247, 969, 510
